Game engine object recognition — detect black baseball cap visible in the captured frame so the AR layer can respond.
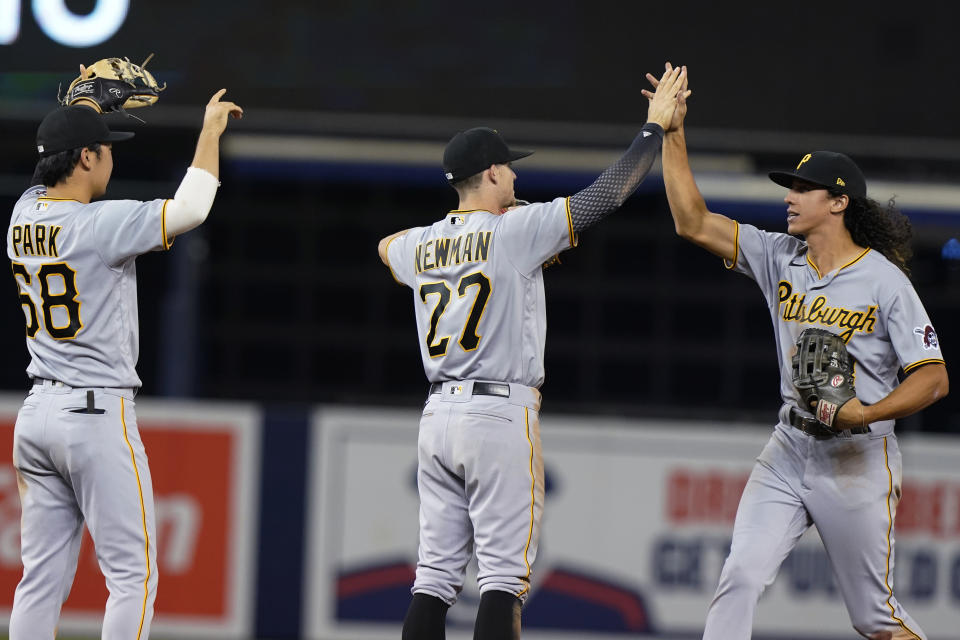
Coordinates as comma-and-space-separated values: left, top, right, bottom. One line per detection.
36, 106, 134, 157
442, 127, 533, 182
768, 151, 866, 198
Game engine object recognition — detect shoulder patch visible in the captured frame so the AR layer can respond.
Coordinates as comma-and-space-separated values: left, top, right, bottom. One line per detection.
914, 324, 939, 350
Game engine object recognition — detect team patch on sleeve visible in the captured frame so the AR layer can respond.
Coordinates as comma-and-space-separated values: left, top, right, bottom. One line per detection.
913, 324, 939, 350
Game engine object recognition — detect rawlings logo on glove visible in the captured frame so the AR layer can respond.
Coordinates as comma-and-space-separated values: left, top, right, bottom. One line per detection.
791, 327, 857, 429
60, 54, 166, 116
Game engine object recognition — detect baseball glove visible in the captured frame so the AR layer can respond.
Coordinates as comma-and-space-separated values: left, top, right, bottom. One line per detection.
791, 327, 857, 428
60, 54, 165, 115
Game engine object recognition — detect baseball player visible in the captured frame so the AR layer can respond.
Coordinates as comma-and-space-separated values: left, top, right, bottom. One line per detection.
377, 64, 686, 640
7, 91, 242, 639
646, 65, 948, 639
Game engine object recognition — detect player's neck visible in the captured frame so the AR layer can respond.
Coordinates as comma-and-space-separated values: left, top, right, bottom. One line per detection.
805, 227, 865, 275
46, 180, 95, 204
458, 193, 505, 215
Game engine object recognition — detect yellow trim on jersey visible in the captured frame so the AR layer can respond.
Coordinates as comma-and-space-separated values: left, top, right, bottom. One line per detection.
384, 235, 405, 286
161, 199, 172, 250
36, 197, 80, 202
807, 247, 870, 280
564, 197, 578, 248
518, 407, 536, 597
121, 398, 152, 640
723, 220, 740, 270
806, 253, 823, 279
881, 438, 923, 640
839, 247, 871, 271
903, 358, 945, 374
447, 209, 486, 215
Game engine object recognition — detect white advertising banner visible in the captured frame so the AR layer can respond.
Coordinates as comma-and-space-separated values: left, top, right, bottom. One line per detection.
305, 407, 960, 640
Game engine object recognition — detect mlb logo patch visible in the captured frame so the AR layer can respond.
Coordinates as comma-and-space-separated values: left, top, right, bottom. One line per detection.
449, 215, 465, 226
449, 384, 464, 395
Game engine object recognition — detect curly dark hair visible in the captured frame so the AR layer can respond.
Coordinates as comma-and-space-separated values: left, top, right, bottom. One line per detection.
828, 187, 913, 275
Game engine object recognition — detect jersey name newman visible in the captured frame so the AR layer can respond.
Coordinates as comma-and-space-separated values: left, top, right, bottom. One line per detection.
415, 231, 492, 274
10, 223, 62, 258
777, 280, 877, 342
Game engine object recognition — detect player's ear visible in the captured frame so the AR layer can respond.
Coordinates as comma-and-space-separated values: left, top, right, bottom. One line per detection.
486, 164, 499, 185
77, 147, 95, 171
831, 194, 848, 214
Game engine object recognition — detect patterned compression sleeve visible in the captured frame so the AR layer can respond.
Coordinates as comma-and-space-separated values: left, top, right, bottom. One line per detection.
568, 123, 664, 232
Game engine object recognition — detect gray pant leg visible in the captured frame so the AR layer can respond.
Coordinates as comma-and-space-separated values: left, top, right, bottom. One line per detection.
10, 393, 85, 640
459, 400, 544, 601
806, 436, 926, 640
703, 458, 811, 640
67, 393, 157, 640
413, 401, 473, 604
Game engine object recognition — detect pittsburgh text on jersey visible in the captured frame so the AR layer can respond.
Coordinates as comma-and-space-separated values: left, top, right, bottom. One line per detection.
415, 231, 491, 274
777, 280, 877, 342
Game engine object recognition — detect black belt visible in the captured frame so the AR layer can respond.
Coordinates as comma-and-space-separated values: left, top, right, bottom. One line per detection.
31, 377, 138, 397
429, 382, 511, 398
788, 406, 870, 439
32, 377, 69, 387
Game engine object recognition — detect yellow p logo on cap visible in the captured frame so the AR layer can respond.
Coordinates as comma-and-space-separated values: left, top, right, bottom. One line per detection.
796, 154, 812, 170
836, 178, 846, 187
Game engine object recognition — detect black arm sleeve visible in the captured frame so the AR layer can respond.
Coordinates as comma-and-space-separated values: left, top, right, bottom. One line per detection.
568, 122, 664, 232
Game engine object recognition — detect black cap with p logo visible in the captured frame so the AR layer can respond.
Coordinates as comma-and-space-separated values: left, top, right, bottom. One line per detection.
768, 151, 866, 198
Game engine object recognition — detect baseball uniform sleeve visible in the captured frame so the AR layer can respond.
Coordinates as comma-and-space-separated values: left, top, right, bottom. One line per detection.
496, 197, 576, 275
92, 198, 171, 267
883, 283, 945, 373
725, 222, 802, 302
386, 229, 420, 287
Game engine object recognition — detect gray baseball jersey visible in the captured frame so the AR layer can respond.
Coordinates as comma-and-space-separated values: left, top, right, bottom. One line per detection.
8, 186, 172, 388
387, 196, 576, 387
728, 222, 944, 435
7, 186, 169, 639
702, 221, 941, 640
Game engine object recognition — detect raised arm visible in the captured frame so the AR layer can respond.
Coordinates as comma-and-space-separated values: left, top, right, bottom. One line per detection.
567, 65, 686, 233
647, 66, 738, 262
165, 90, 244, 238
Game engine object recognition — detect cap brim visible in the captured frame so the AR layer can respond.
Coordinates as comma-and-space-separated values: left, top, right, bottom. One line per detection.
508, 148, 534, 162
768, 170, 829, 190
103, 131, 135, 144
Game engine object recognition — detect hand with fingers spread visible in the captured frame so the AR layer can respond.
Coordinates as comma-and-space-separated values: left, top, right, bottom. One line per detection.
642, 63, 686, 131
642, 62, 692, 133
202, 89, 243, 138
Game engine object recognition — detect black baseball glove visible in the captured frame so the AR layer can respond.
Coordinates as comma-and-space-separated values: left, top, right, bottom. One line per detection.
60, 55, 165, 115
791, 327, 857, 428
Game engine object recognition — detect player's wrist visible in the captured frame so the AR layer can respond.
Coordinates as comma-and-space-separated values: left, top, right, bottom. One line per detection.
643, 121, 666, 137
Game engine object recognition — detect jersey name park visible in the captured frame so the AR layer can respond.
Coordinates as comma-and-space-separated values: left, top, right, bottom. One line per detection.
10, 222, 62, 258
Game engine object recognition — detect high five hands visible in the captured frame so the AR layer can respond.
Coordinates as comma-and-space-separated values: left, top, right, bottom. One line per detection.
643, 62, 692, 133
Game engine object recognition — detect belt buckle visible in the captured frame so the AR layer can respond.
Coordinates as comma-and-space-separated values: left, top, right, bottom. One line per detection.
790, 407, 833, 440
